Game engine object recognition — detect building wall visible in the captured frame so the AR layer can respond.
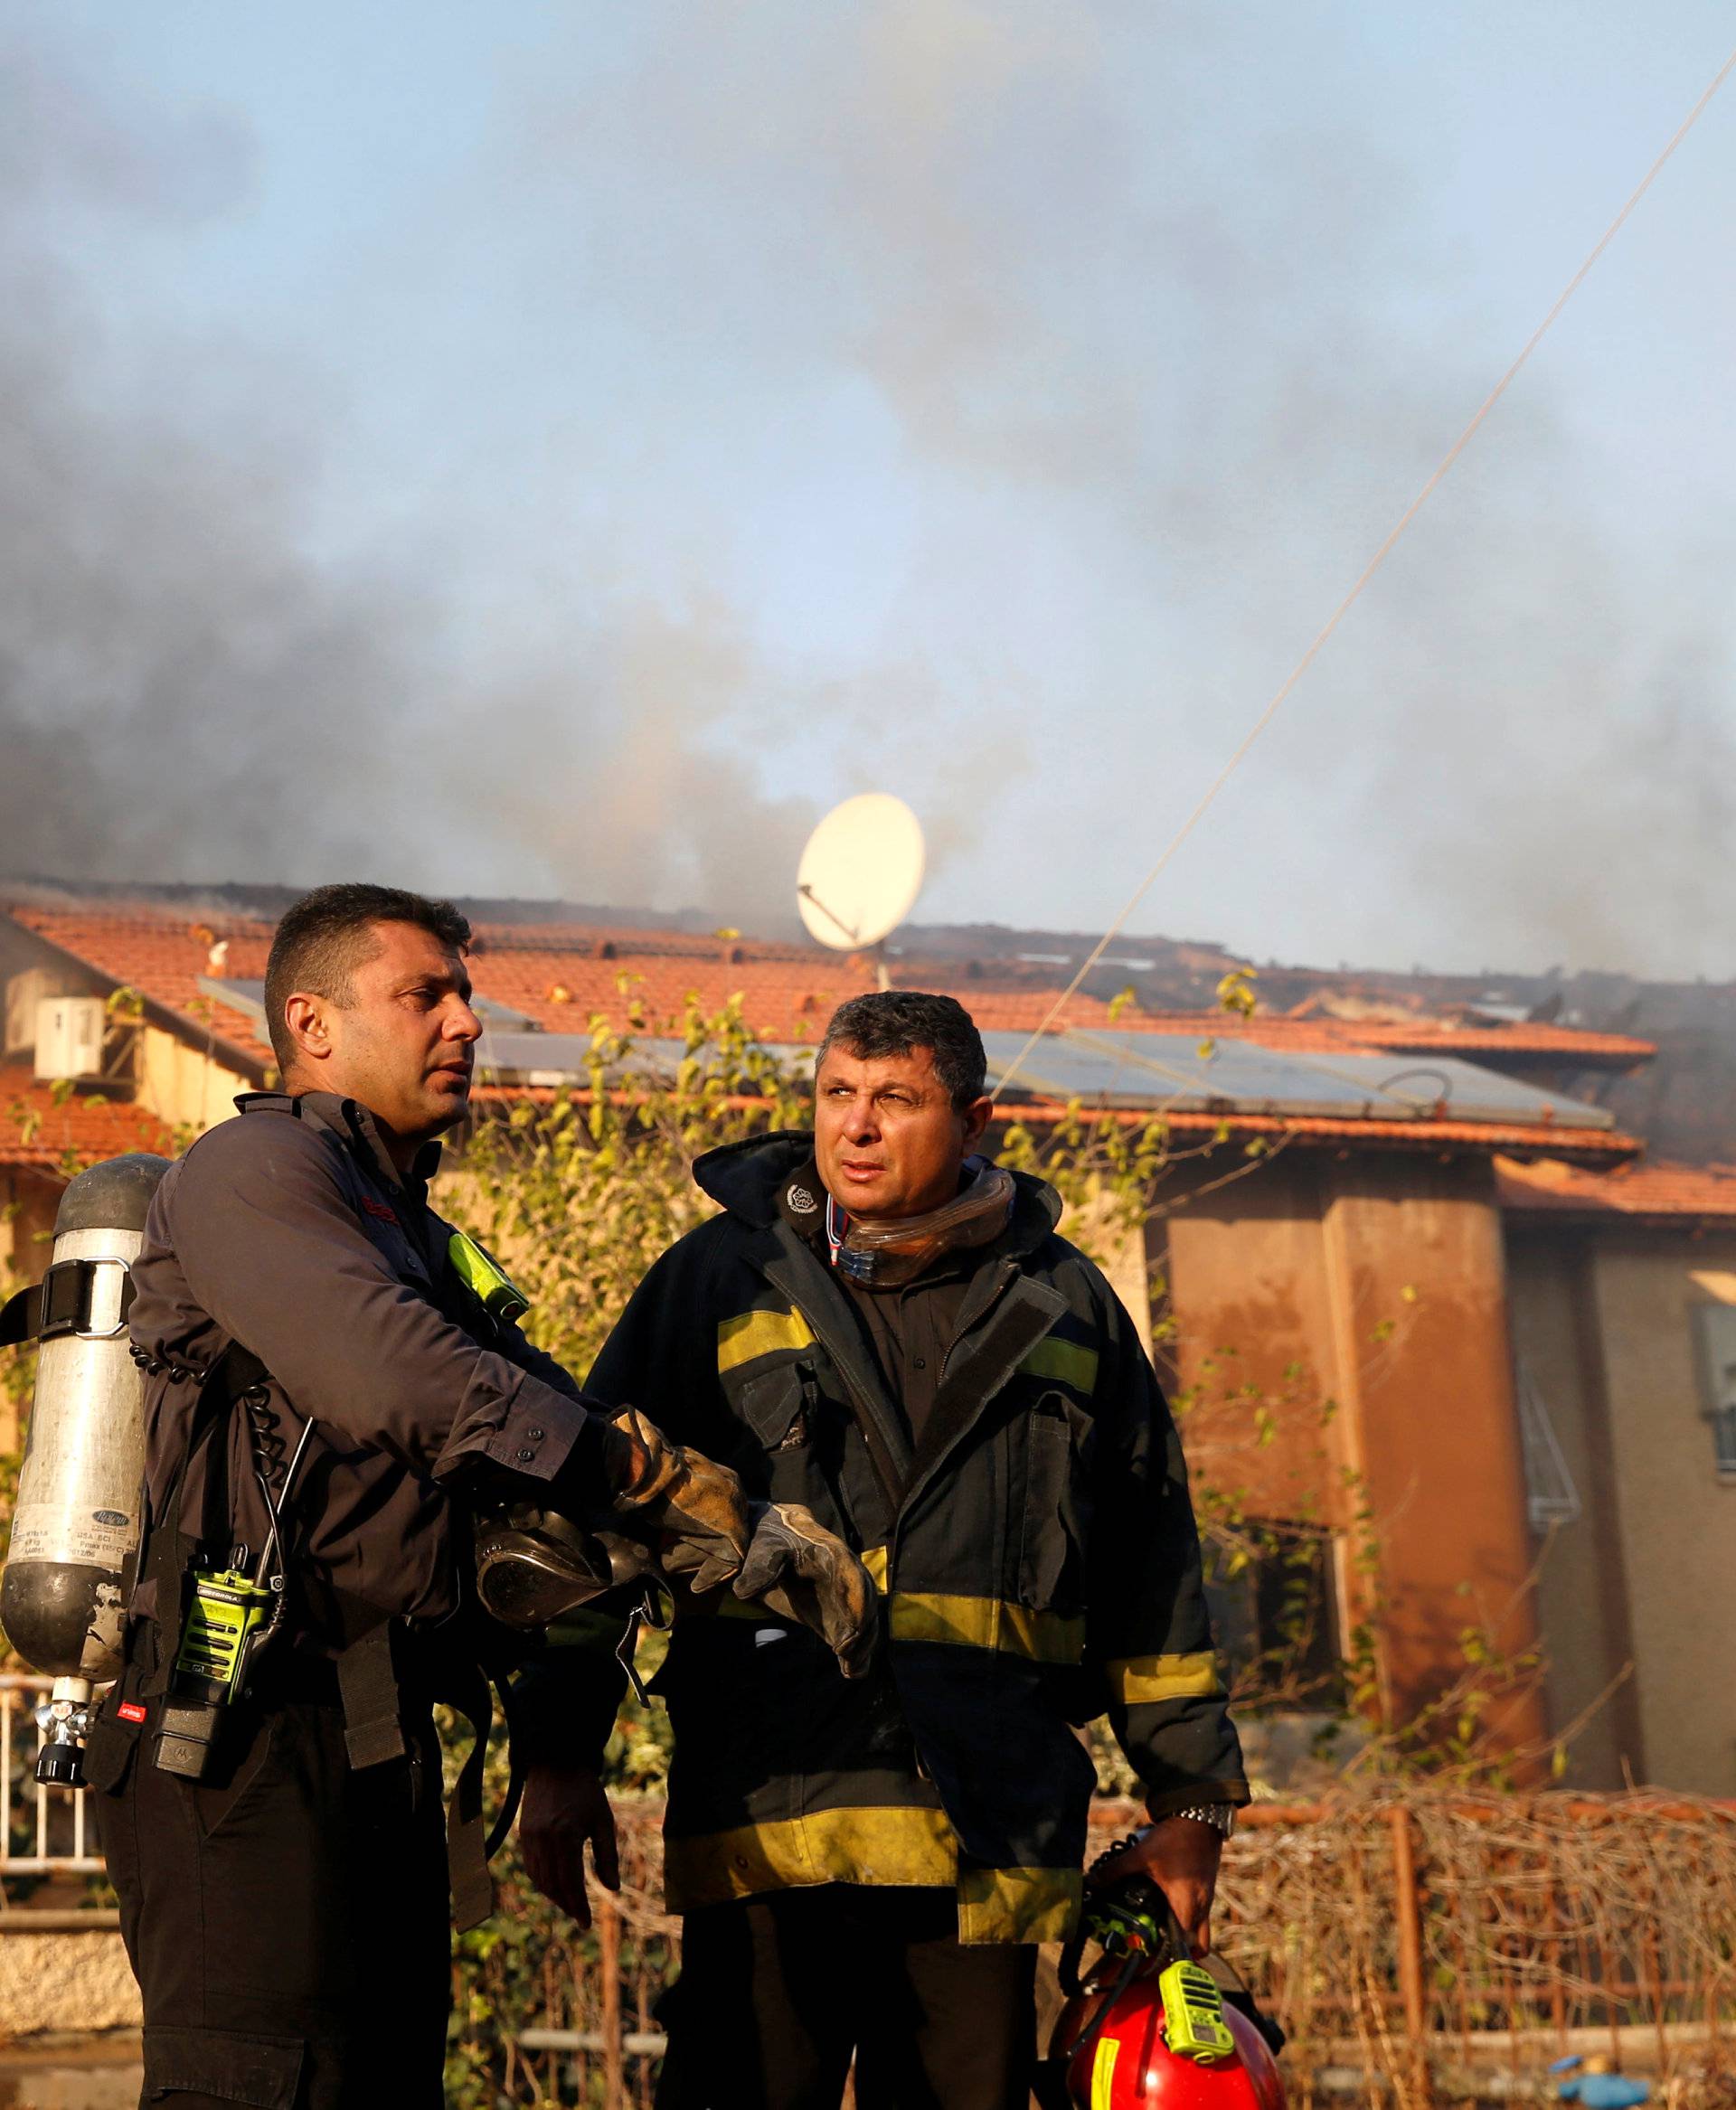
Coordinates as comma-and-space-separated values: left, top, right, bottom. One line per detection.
1162, 1156, 1354, 1529
1504, 1232, 1639, 1789
1507, 1224, 1736, 1794
137, 1022, 250, 1136
1167, 1152, 1543, 1746
1591, 1234, 1736, 1793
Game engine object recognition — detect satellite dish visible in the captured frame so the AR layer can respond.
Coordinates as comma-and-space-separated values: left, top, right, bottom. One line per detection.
797, 794, 926, 953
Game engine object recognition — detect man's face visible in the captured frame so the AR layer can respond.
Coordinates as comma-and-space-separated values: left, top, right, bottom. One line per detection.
814, 1041, 991, 1220
285, 920, 480, 1144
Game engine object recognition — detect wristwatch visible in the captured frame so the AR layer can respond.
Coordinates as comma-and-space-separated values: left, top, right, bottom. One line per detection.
1165, 1803, 1237, 1839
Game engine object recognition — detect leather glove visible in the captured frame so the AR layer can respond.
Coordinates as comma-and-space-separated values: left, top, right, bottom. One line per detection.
600, 1407, 753, 1594
733, 1501, 881, 1681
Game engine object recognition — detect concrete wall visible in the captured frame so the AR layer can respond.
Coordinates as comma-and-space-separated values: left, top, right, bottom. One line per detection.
0, 1932, 139, 2037
136, 1024, 249, 1137
1592, 1236, 1736, 1793
1505, 1232, 1640, 1788
1164, 1157, 1354, 1529
1167, 1152, 1543, 1746
1507, 1224, 1736, 1794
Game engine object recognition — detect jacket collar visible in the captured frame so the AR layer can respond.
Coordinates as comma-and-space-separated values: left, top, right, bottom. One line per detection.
233, 1089, 443, 1198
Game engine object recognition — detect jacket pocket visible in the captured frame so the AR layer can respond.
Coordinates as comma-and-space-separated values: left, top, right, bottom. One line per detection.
735, 1361, 810, 1450
1017, 1389, 1094, 1612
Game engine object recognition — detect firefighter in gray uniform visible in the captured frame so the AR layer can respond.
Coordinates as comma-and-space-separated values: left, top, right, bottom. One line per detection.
520, 991, 1248, 2110
87, 884, 872, 2110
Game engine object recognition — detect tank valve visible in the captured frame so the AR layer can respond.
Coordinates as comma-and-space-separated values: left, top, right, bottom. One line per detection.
34, 1677, 96, 1789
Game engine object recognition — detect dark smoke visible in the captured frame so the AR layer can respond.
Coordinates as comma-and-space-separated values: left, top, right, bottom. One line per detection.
3, 14, 1731, 974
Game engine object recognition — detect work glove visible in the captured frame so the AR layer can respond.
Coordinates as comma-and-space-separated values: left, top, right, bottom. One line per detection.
733, 1501, 881, 1681
601, 1406, 754, 1594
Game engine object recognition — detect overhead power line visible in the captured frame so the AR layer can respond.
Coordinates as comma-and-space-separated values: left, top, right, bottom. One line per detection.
992, 41, 1736, 1103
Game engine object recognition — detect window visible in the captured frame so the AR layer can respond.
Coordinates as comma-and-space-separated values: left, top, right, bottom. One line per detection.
1514, 1358, 1582, 1530
1692, 1304, 1736, 1480
1202, 1522, 1344, 1711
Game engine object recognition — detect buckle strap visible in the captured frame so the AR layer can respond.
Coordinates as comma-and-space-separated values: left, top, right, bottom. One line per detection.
335, 1625, 407, 1768
441, 1663, 496, 1933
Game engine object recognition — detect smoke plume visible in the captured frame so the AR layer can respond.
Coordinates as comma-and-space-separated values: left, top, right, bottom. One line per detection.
2, 10, 1731, 972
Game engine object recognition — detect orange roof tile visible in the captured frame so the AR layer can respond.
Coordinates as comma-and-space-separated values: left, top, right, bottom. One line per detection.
1495, 1154, 1736, 1221
0, 1068, 178, 1174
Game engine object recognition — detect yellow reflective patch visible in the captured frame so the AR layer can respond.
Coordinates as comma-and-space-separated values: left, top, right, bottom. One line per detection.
958, 1864, 1083, 1945
890, 1592, 1085, 1666
717, 1306, 815, 1374
665, 1805, 958, 1912
1092, 2037, 1120, 2110
861, 1544, 890, 1594
1019, 1336, 1099, 1392
1107, 1650, 1223, 1704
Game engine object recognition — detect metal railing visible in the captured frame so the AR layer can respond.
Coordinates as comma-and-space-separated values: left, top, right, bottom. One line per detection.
0, 1672, 103, 1879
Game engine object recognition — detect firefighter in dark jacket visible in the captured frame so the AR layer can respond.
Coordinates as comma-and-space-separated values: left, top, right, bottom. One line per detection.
90, 884, 872, 2110
522, 990, 1247, 2110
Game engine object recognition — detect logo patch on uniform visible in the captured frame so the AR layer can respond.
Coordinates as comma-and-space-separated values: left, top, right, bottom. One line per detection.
787, 1184, 818, 1216
117, 1701, 147, 1723
361, 1197, 399, 1227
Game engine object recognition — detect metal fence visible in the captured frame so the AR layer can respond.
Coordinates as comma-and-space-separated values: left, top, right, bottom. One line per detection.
470, 1794, 1736, 2109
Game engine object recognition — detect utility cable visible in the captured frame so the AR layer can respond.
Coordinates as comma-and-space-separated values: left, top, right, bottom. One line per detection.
992, 42, 1736, 1103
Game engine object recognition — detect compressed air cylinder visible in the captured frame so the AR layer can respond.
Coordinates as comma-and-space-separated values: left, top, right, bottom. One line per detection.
2, 1154, 170, 1747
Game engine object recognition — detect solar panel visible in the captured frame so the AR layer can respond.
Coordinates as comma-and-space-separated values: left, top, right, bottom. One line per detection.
978, 1030, 1611, 1130
199, 976, 267, 1023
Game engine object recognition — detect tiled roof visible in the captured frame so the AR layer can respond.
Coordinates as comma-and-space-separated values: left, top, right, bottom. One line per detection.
4, 907, 1121, 1049
1495, 1154, 1736, 1222
2, 902, 1650, 1089
7, 907, 274, 1069
0, 1068, 178, 1174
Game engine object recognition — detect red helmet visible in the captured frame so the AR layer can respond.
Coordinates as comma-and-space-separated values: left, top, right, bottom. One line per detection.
1045, 1864, 1287, 2110
1053, 1973, 1287, 2110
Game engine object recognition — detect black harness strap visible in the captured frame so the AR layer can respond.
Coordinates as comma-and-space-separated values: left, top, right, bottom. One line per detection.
135, 1344, 269, 1699
439, 1663, 499, 1933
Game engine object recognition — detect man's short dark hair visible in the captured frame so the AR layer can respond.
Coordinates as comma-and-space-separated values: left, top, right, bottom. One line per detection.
264, 882, 471, 1075
816, 991, 987, 1111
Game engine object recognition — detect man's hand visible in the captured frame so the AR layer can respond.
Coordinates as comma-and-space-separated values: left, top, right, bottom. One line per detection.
518, 1763, 620, 1929
1090, 1813, 1224, 1959
602, 1407, 753, 1592
733, 1502, 881, 1679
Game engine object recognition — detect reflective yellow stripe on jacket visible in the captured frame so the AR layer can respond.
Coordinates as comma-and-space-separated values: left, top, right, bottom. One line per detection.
717, 1306, 814, 1373
1105, 1651, 1223, 1704
664, 1805, 1081, 1944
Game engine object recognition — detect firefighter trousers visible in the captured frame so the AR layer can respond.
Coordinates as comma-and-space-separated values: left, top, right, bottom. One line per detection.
90, 1690, 451, 2110
655, 1885, 1037, 2110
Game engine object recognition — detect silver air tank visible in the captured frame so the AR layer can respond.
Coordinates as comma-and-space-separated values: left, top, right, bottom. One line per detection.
1, 1154, 171, 1785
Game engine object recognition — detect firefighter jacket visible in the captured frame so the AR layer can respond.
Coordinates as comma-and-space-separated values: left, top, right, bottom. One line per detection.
567, 1130, 1246, 1946
125, 1090, 605, 1657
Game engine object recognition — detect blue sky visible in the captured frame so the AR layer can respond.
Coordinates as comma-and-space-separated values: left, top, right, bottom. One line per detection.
6, 4, 1734, 975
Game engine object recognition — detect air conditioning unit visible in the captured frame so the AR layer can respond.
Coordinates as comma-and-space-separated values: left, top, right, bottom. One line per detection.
34, 995, 106, 1082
